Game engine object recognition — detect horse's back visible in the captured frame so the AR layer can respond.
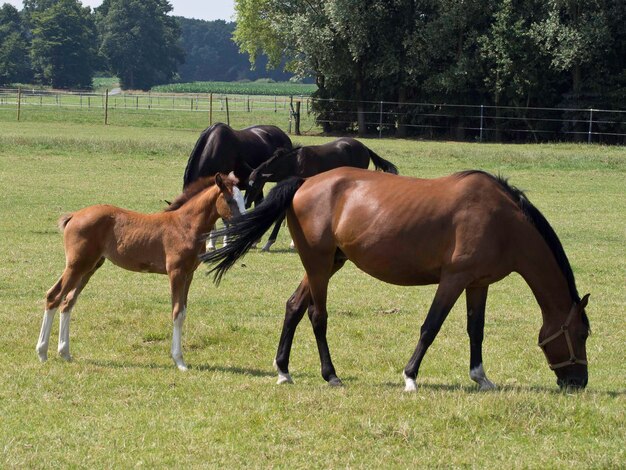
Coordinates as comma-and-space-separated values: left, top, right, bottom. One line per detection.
290, 168, 525, 286
184, 124, 291, 187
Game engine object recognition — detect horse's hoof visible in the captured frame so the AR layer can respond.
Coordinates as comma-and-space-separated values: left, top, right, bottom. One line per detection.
177, 364, 188, 372
479, 380, 496, 391
58, 351, 72, 362
403, 372, 417, 392
276, 374, 293, 385
37, 352, 48, 362
328, 377, 343, 387
273, 358, 293, 384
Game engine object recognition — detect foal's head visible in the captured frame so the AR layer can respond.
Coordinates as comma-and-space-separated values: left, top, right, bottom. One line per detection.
215, 172, 246, 220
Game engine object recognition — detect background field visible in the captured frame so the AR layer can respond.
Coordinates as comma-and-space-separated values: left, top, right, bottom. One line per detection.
0, 121, 624, 468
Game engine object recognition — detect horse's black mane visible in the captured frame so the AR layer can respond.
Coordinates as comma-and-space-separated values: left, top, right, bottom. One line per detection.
458, 170, 587, 326
271, 145, 302, 160
165, 176, 216, 212
182, 123, 225, 188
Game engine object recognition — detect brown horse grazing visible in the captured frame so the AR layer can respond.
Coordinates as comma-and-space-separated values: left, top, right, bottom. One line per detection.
245, 138, 399, 251
183, 122, 292, 250
202, 167, 591, 391
36, 173, 245, 371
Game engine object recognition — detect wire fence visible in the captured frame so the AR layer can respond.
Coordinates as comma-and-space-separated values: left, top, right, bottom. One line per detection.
1, 87, 624, 144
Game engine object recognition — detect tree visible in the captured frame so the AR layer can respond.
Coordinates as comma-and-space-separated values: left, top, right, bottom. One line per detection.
0, 4, 32, 85
97, 0, 184, 90
29, 0, 97, 88
176, 17, 291, 82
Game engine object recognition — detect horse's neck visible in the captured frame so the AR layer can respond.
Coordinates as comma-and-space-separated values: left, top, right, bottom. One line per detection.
271, 152, 297, 178
177, 187, 220, 234
516, 231, 573, 324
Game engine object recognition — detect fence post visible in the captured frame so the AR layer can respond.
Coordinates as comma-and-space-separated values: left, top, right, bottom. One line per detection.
379, 101, 383, 138
225, 97, 230, 126
104, 89, 109, 125
209, 93, 213, 126
479, 105, 484, 142
16, 87, 21, 121
587, 108, 593, 144
295, 101, 301, 135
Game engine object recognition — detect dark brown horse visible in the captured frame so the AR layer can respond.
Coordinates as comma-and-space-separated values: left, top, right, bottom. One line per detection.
183, 122, 291, 249
203, 167, 590, 391
36, 173, 245, 370
245, 138, 398, 251
183, 122, 292, 188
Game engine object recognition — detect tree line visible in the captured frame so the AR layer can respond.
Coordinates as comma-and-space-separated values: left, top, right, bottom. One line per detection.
0, 0, 289, 90
235, 0, 626, 137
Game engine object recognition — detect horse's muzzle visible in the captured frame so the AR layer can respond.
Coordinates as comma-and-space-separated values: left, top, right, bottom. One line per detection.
557, 375, 588, 390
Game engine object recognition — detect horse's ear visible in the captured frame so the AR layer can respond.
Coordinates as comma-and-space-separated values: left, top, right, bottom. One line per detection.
215, 173, 225, 190
580, 293, 590, 309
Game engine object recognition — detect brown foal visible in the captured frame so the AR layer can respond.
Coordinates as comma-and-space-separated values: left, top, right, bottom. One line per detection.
36, 173, 245, 370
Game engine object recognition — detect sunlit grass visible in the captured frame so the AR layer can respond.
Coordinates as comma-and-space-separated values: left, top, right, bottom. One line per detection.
0, 122, 624, 467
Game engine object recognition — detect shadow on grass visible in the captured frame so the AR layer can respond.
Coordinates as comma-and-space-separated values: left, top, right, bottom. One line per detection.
377, 380, 625, 397
84, 358, 275, 377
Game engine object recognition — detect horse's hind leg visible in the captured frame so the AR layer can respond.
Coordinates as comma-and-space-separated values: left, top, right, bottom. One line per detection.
466, 286, 496, 391
169, 268, 189, 371
36, 257, 104, 362
403, 274, 467, 392
56, 257, 105, 361
274, 276, 312, 384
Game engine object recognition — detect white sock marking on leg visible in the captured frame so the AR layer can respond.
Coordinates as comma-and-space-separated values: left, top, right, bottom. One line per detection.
57, 310, 72, 361
36, 308, 57, 362
403, 371, 417, 392
470, 363, 496, 390
171, 309, 188, 371
273, 358, 293, 384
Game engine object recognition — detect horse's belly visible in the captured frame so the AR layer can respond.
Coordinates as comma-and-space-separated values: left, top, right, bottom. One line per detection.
340, 244, 442, 286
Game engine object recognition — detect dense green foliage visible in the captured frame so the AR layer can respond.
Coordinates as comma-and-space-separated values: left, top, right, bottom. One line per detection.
96, 0, 184, 90
0, 4, 32, 85
176, 17, 291, 83
0, 121, 624, 466
234, 0, 626, 136
28, 0, 97, 88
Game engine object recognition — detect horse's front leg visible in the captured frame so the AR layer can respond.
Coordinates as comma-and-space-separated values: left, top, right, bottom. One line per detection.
403, 274, 467, 392
466, 286, 496, 390
169, 268, 189, 371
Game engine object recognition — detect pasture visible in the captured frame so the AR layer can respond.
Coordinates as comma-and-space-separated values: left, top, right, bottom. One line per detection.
0, 121, 624, 467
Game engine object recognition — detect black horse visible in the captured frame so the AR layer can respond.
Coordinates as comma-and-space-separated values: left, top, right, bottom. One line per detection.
245, 137, 398, 251
183, 123, 292, 249
183, 122, 292, 190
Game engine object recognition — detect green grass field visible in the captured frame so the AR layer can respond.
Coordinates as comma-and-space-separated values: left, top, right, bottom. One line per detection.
152, 80, 317, 96
0, 121, 624, 467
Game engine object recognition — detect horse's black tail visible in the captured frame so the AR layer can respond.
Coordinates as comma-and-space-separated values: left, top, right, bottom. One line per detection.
368, 148, 399, 174
201, 176, 304, 284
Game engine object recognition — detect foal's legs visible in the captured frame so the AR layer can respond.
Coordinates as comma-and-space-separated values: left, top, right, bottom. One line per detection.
36, 257, 104, 362
466, 286, 496, 390
169, 268, 189, 371
403, 275, 467, 391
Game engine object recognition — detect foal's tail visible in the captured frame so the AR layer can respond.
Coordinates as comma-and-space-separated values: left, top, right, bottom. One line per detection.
58, 214, 73, 232
201, 177, 304, 284
368, 148, 399, 174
